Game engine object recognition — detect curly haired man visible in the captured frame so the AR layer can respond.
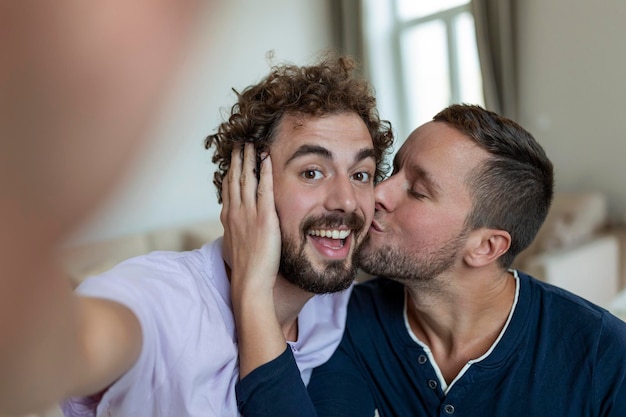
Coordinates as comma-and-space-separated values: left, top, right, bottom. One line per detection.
57, 54, 393, 417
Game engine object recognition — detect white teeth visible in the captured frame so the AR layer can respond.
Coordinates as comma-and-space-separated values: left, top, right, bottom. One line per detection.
308, 229, 351, 239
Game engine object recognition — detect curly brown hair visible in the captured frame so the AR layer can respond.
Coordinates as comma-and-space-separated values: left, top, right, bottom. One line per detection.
204, 54, 394, 203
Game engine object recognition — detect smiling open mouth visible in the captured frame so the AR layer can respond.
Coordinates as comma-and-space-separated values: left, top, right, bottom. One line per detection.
307, 229, 351, 248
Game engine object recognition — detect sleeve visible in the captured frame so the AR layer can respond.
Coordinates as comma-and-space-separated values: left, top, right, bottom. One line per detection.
236, 283, 377, 417
236, 341, 377, 417
307, 339, 376, 417
236, 346, 317, 417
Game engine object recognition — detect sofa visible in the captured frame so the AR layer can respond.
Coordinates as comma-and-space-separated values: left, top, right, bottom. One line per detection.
512, 192, 625, 309
60, 219, 225, 287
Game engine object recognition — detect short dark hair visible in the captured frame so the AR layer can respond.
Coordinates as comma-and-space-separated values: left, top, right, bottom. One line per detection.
205, 54, 394, 203
433, 104, 554, 268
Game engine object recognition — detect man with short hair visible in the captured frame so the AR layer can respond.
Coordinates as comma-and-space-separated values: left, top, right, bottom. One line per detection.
229, 104, 626, 417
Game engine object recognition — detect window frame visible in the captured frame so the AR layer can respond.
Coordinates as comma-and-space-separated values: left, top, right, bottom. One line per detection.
363, 0, 482, 143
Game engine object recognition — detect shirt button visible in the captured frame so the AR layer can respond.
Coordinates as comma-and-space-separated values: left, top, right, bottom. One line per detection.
427, 379, 437, 389
444, 404, 455, 414
418, 354, 427, 364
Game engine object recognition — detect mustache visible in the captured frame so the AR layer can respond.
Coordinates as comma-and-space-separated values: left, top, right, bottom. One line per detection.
301, 212, 366, 235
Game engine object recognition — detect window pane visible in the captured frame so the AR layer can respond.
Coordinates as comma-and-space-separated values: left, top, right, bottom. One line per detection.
397, 0, 469, 20
401, 20, 450, 127
455, 12, 484, 106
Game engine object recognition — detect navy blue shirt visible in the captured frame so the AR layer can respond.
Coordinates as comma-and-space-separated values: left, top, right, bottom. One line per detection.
237, 272, 626, 416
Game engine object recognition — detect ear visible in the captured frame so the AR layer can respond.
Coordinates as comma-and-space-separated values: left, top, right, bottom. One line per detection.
464, 228, 511, 268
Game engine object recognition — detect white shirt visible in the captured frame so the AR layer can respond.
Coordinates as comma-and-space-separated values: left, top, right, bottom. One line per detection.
61, 238, 351, 417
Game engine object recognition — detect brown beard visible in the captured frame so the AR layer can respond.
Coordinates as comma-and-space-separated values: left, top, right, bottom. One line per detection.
279, 212, 365, 294
358, 231, 467, 285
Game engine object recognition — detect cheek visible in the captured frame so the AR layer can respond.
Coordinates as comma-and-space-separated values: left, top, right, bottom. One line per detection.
401, 209, 465, 250
357, 190, 375, 223
273, 184, 318, 230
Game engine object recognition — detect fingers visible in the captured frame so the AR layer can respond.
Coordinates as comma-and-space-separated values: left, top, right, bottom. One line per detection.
257, 154, 275, 218
241, 143, 258, 206
223, 143, 260, 215
220, 156, 231, 216
227, 144, 243, 208
219, 144, 238, 227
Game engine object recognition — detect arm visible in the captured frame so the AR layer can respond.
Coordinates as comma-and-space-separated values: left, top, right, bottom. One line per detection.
222, 143, 286, 378
0, 288, 143, 415
0, 1, 197, 414
236, 346, 317, 417
308, 341, 376, 417
224, 143, 316, 415
235, 333, 376, 417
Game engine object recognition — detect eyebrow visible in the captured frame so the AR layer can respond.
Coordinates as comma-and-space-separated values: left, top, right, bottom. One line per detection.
393, 148, 439, 192
286, 145, 332, 164
411, 164, 441, 196
286, 144, 377, 165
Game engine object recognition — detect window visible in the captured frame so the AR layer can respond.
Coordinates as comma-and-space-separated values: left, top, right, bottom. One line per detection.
363, 0, 484, 143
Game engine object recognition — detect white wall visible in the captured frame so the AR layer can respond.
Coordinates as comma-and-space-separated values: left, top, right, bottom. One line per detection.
516, 0, 626, 224
70, 0, 334, 244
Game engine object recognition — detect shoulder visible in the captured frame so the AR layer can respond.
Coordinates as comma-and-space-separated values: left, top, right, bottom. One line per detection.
74, 238, 231, 348
76, 238, 223, 298
298, 286, 353, 339
517, 270, 626, 341
342, 277, 405, 340
349, 277, 404, 313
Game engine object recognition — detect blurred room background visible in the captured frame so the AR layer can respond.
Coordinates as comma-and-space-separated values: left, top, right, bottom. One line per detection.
67, 0, 626, 246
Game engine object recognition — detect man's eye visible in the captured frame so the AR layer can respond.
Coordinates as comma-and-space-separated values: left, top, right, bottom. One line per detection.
409, 190, 426, 200
302, 169, 323, 180
352, 171, 372, 183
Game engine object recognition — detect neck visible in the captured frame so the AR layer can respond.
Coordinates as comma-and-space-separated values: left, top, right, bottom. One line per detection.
405, 268, 516, 383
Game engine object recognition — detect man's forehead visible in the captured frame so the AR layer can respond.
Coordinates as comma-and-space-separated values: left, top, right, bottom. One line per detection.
276, 113, 307, 131
270, 112, 374, 155
393, 139, 417, 168
394, 145, 434, 180
393, 122, 489, 188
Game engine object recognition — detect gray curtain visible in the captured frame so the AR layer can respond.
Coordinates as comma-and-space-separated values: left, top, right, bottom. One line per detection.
471, 0, 517, 119
329, 0, 368, 78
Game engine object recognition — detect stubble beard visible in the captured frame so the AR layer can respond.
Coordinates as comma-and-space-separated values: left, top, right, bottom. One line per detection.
279, 213, 365, 294
358, 232, 467, 285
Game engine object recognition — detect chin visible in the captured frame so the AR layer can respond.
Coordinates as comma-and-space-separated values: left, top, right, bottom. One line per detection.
281, 259, 357, 294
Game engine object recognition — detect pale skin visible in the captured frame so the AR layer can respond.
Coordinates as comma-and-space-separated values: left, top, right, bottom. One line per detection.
365, 121, 517, 383
229, 120, 518, 389
222, 112, 377, 379
0, 1, 201, 414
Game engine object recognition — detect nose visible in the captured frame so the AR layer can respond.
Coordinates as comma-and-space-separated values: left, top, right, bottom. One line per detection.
324, 175, 358, 213
374, 175, 398, 212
